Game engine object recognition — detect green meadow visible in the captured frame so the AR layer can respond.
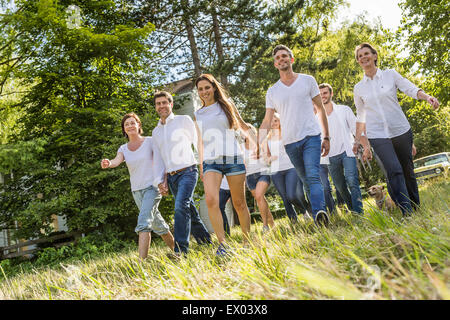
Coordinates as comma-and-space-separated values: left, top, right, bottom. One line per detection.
0, 179, 448, 300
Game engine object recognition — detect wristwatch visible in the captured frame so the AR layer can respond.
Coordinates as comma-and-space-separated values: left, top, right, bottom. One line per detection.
323, 136, 331, 141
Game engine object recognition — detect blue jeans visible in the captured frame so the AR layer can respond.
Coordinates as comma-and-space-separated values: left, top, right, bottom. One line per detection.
219, 188, 232, 235
271, 168, 310, 222
167, 165, 211, 254
328, 152, 363, 214
319, 164, 336, 214
369, 129, 417, 214
284, 134, 326, 218
132, 186, 170, 235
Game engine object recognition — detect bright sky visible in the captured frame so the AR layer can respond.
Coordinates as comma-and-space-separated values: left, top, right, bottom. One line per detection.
337, 0, 403, 31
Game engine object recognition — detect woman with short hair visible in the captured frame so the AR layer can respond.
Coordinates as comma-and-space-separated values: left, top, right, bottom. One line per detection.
101, 113, 175, 260
353, 43, 440, 215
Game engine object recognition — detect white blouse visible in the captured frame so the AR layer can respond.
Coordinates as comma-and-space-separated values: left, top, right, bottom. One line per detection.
354, 68, 421, 139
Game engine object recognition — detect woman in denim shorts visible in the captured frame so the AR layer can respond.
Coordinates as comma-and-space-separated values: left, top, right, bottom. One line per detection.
243, 124, 275, 232
194, 74, 255, 255
101, 113, 175, 260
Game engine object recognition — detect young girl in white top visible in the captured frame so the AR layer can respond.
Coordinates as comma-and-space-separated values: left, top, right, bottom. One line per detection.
353, 43, 440, 215
194, 74, 253, 255
243, 124, 275, 232
101, 113, 174, 260
263, 113, 310, 223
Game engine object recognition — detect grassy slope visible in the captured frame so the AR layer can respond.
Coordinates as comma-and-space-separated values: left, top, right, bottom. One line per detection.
0, 179, 448, 300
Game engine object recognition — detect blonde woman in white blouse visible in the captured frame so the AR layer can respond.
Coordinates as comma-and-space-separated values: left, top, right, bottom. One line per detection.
353, 43, 440, 216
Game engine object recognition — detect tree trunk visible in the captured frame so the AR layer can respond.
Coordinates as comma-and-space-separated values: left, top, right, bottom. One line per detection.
211, 8, 227, 86
181, 1, 202, 78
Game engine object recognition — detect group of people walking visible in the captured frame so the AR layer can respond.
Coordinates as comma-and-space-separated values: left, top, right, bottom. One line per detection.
101, 43, 440, 260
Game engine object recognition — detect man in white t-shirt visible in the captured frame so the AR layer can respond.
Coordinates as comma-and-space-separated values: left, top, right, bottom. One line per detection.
152, 91, 212, 255
258, 44, 330, 227
318, 83, 366, 214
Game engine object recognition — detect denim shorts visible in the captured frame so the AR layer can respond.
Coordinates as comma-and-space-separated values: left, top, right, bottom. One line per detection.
246, 171, 271, 191
203, 155, 246, 176
131, 185, 170, 235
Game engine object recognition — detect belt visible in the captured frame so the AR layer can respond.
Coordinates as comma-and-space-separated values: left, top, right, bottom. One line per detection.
168, 166, 192, 176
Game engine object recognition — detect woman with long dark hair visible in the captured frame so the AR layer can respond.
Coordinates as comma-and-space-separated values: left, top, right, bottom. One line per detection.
193, 74, 254, 255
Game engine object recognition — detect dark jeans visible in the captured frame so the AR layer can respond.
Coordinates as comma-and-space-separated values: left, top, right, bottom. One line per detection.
219, 188, 231, 235
328, 152, 363, 214
284, 134, 326, 218
369, 129, 418, 214
271, 168, 310, 222
167, 165, 212, 254
319, 164, 336, 214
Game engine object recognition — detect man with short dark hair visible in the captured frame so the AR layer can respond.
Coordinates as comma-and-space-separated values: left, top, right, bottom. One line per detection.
152, 91, 211, 255
259, 44, 330, 227
317, 83, 366, 214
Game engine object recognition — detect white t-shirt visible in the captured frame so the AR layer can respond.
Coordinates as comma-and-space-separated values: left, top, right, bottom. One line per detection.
354, 68, 420, 139
118, 137, 165, 192
318, 103, 357, 164
152, 113, 198, 185
267, 138, 294, 173
194, 102, 242, 161
243, 145, 269, 176
266, 74, 321, 146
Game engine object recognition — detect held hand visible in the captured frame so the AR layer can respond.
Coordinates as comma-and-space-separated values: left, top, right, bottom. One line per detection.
158, 182, 169, 196
101, 159, 111, 169
321, 139, 330, 157
427, 96, 440, 110
362, 147, 372, 162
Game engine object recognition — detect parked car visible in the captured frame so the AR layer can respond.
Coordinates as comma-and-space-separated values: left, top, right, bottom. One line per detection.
414, 152, 449, 182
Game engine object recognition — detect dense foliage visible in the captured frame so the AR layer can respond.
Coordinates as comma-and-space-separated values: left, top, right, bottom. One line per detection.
0, 0, 448, 243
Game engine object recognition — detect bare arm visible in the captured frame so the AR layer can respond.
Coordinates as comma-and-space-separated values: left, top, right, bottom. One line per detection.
417, 90, 440, 110
101, 151, 124, 169
312, 94, 330, 156
258, 108, 275, 144
354, 122, 372, 161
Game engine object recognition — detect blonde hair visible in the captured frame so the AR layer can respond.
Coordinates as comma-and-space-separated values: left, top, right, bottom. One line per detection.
267, 112, 281, 140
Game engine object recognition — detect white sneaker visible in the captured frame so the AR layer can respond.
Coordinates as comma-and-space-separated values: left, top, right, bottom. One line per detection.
314, 210, 329, 227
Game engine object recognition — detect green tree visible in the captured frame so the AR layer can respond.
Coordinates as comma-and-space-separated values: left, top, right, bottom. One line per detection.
0, 0, 161, 239
398, 0, 449, 104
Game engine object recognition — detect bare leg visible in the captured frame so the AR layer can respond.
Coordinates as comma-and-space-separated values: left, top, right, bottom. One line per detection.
138, 232, 151, 260
251, 181, 274, 228
161, 231, 175, 251
226, 173, 251, 242
203, 171, 226, 244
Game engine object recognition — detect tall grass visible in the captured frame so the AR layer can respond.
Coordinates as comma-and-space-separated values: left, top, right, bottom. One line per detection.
0, 179, 448, 300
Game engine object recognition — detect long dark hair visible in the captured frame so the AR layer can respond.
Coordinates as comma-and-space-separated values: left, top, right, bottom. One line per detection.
195, 74, 239, 130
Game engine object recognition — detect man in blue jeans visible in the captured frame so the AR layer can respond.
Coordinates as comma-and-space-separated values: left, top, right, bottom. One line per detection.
152, 91, 211, 255
318, 83, 366, 214
259, 44, 331, 227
